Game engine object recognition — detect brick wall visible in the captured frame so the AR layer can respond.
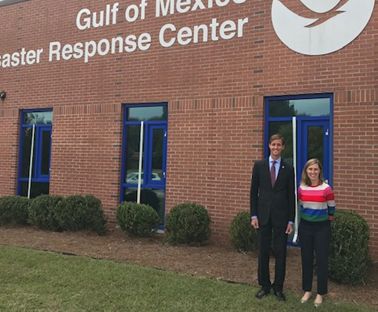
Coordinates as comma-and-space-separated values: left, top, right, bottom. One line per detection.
166, 97, 262, 243
0, 0, 377, 259
0, 109, 19, 195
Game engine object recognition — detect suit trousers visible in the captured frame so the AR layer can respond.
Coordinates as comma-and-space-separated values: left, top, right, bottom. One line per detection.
258, 220, 288, 292
299, 219, 331, 295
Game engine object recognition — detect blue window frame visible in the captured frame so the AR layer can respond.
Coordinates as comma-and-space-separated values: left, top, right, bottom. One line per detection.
18, 109, 52, 198
264, 93, 333, 186
121, 103, 168, 227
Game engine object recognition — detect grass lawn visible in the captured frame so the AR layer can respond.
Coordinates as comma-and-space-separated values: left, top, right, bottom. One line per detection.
0, 246, 374, 312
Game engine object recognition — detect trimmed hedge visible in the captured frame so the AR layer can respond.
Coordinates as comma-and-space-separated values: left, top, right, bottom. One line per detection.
329, 210, 370, 285
166, 202, 211, 245
0, 194, 106, 235
124, 190, 160, 213
230, 211, 257, 252
83, 195, 108, 235
117, 202, 159, 236
28, 195, 64, 231
0, 196, 30, 225
55, 195, 107, 235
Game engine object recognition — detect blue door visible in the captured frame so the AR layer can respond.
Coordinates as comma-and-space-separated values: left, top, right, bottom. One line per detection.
146, 124, 167, 188
298, 119, 331, 185
121, 105, 168, 227
265, 94, 333, 186
265, 95, 333, 244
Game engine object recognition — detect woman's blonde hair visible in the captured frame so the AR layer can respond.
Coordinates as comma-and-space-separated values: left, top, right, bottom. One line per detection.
301, 158, 324, 186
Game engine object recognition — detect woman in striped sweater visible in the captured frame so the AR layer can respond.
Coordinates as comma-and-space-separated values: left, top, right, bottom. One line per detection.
298, 158, 335, 308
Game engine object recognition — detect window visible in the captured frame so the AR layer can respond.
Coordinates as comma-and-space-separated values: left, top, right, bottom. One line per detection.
18, 110, 52, 198
268, 98, 330, 117
0, 0, 29, 7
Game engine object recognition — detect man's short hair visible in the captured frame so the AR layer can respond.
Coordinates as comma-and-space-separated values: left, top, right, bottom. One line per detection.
269, 133, 285, 145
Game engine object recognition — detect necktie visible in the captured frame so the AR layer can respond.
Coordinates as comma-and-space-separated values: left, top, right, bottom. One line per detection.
271, 160, 276, 187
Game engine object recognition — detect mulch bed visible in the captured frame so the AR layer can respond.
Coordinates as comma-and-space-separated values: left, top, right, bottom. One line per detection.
0, 226, 377, 308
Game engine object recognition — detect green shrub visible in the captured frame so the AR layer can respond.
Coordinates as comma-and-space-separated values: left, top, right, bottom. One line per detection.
166, 202, 211, 245
329, 210, 370, 285
0, 196, 30, 225
117, 202, 159, 237
84, 195, 107, 235
55, 195, 107, 235
230, 211, 257, 252
28, 195, 64, 231
124, 189, 160, 213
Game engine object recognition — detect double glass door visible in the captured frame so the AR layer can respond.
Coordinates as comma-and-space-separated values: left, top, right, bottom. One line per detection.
18, 110, 52, 198
267, 118, 330, 185
265, 95, 332, 186
121, 105, 167, 226
265, 95, 333, 244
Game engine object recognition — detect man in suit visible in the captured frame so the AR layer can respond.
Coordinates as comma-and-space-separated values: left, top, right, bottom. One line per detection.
250, 133, 295, 301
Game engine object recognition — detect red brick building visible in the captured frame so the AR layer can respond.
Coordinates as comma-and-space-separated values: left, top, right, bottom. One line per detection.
0, 0, 377, 260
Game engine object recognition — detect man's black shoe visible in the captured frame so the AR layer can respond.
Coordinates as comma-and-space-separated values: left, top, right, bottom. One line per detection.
273, 290, 286, 301
255, 288, 270, 299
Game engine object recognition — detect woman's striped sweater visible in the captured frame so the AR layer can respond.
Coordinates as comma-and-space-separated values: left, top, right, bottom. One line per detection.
298, 182, 336, 222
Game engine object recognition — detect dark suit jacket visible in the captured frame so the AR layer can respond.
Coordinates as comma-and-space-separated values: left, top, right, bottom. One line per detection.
250, 159, 295, 227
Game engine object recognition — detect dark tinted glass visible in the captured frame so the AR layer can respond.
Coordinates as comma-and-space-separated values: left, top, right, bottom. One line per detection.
127, 106, 167, 121
125, 125, 143, 184
269, 98, 330, 117
41, 130, 51, 175
21, 128, 34, 178
150, 128, 164, 183
268, 121, 293, 165
307, 126, 324, 164
19, 182, 49, 198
